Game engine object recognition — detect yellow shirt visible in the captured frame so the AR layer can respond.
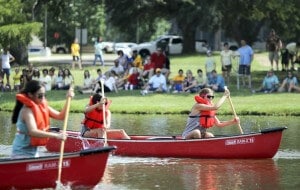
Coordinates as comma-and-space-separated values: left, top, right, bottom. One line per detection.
71, 43, 80, 56
133, 55, 143, 69
173, 75, 185, 83
13, 72, 21, 85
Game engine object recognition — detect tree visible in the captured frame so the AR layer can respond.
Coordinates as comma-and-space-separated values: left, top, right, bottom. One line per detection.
0, 0, 42, 65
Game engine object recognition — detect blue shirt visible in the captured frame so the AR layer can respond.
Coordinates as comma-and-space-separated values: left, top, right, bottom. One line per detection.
238, 45, 253, 65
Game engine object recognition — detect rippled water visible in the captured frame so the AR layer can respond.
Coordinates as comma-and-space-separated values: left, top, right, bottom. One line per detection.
0, 112, 299, 189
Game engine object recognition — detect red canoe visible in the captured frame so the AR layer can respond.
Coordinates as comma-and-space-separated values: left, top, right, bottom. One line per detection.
0, 146, 115, 189
46, 127, 287, 159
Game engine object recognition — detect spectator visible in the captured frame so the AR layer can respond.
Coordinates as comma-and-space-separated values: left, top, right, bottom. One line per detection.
220, 42, 233, 85
63, 68, 74, 90
286, 42, 300, 71
142, 56, 154, 80
93, 71, 117, 93
266, 29, 282, 70
151, 48, 169, 80
32, 69, 40, 81
169, 69, 185, 93
26, 63, 34, 82
195, 69, 207, 90
71, 38, 82, 70
117, 50, 129, 73
278, 71, 300, 92
237, 39, 254, 89
110, 59, 124, 76
0, 47, 15, 87
39, 68, 52, 91
140, 68, 167, 95
207, 70, 225, 92
20, 69, 30, 89
93, 37, 105, 66
12, 68, 21, 91
49, 67, 56, 90
205, 50, 216, 82
131, 50, 143, 74
183, 69, 198, 93
252, 70, 279, 93
77, 70, 95, 94
125, 67, 140, 90
280, 43, 290, 72
54, 69, 64, 90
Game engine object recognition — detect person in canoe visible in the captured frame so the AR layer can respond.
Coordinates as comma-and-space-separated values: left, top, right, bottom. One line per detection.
182, 88, 239, 139
80, 93, 130, 139
11, 80, 73, 158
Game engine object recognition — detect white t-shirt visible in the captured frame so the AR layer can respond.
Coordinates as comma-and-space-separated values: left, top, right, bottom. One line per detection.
148, 74, 167, 90
104, 76, 116, 91
220, 50, 233, 66
40, 75, 52, 91
1, 53, 13, 69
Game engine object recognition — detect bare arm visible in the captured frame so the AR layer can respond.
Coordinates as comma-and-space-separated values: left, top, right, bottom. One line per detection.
22, 107, 65, 140
214, 116, 240, 127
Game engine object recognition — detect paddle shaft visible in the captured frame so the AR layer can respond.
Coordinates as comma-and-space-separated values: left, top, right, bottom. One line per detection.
100, 80, 108, 146
57, 94, 72, 183
227, 94, 244, 134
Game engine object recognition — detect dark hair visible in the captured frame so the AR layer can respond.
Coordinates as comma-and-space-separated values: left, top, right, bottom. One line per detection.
12, 80, 44, 124
91, 94, 102, 105
224, 42, 229, 46
197, 69, 203, 73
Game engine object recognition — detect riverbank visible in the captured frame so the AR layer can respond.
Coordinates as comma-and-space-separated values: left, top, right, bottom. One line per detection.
1, 52, 299, 116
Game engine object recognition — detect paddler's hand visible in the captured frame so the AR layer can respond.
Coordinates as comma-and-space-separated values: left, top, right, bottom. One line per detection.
56, 133, 67, 141
66, 87, 75, 98
233, 117, 240, 124
223, 87, 230, 98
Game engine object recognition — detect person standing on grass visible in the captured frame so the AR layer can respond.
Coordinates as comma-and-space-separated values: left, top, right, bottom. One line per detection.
71, 38, 82, 70
1, 47, 15, 87
93, 37, 105, 66
11, 80, 73, 158
220, 42, 233, 85
182, 88, 239, 139
266, 29, 282, 71
237, 39, 254, 89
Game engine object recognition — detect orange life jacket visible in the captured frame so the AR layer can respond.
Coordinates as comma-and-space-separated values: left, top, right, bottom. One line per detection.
82, 96, 111, 129
194, 95, 215, 128
16, 94, 50, 146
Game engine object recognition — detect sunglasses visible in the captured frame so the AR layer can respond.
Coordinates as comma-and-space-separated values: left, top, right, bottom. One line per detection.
206, 95, 214, 99
37, 93, 46, 99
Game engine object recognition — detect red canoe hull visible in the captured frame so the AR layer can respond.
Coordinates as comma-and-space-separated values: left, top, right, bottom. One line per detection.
0, 146, 115, 189
46, 127, 286, 159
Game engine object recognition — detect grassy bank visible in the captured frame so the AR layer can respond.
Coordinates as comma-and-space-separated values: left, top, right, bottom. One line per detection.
0, 52, 299, 116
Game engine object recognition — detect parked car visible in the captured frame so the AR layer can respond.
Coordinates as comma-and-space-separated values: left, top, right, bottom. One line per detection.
28, 46, 51, 56
101, 41, 115, 53
195, 40, 208, 53
131, 35, 183, 57
114, 42, 137, 56
51, 44, 68, 54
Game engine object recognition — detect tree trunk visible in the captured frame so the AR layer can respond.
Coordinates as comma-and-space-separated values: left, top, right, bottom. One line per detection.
182, 25, 197, 54
10, 43, 29, 66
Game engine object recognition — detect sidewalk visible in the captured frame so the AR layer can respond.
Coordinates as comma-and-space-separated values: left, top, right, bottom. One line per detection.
29, 53, 116, 66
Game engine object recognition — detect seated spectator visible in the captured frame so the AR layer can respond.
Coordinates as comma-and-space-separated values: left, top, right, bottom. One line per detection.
49, 67, 57, 90
131, 50, 143, 75
278, 71, 300, 92
207, 70, 225, 92
140, 68, 167, 95
63, 68, 74, 90
40, 68, 52, 91
12, 68, 21, 91
195, 69, 207, 90
117, 50, 130, 72
54, 69, 64, 90
183, 70, 198, 93
77, 70, 95, 94
253, 70, 279, 93
142, 56, 154, 80
32, 68, 40, 81
93, 71, 118, 93
110, 59, 125, 76
169, 69, 185, 93
125, 67, 141, 90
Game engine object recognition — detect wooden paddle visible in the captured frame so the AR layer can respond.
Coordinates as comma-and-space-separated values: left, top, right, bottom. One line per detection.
56, 88, 72, 187
100, 79, 108, 146
224, 86, 244, 134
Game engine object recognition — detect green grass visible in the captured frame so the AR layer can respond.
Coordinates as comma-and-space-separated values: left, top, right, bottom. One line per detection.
1, 52, 299, 116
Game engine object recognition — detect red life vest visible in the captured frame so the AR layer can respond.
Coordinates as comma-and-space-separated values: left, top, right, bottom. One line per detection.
194, 95, 215, 128
16, 94, 50, 146
82, 96, 111, 129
